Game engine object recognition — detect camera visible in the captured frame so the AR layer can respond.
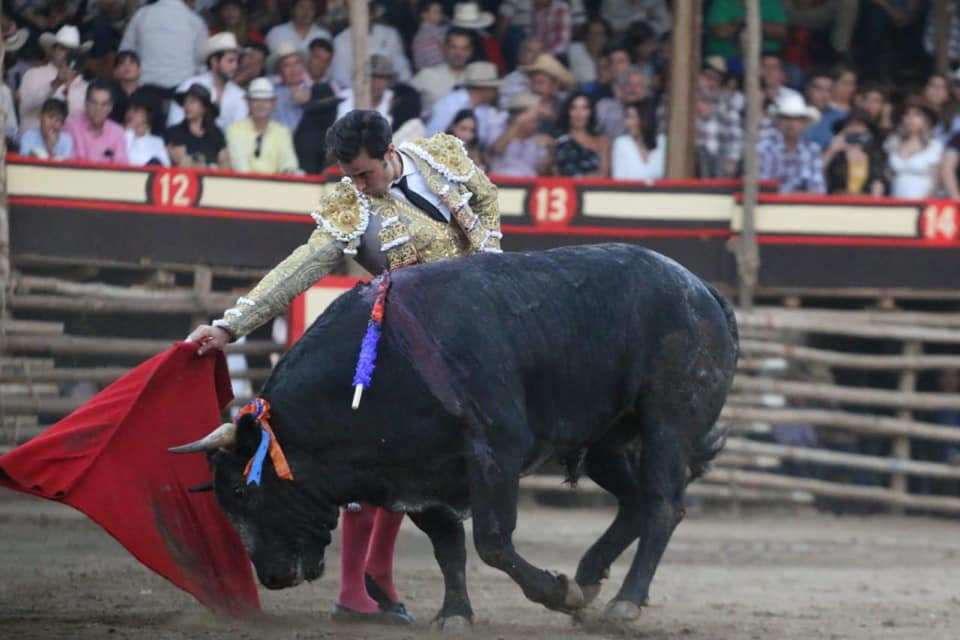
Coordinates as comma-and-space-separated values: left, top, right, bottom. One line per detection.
844, 132, 872, 147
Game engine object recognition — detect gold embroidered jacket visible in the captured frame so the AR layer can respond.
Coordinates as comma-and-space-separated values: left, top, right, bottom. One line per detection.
213, 133, 501, 339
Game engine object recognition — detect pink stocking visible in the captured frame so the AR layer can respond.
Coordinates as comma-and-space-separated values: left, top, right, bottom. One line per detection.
336, 504, 380, 612
364, 507, 405, 603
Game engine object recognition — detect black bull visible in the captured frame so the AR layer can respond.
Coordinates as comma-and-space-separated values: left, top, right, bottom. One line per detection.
175, 243, 739, 624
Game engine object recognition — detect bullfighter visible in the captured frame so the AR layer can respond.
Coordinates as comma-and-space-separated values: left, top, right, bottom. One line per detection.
188, 109, 502, 623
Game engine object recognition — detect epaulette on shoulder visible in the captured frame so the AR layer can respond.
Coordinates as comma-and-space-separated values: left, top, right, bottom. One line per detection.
310, 177, 370, 255
399, 133, 476, 184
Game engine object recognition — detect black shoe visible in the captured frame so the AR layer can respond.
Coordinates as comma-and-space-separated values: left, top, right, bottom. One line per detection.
364, 573, 416, 624
331, 603, 414, 625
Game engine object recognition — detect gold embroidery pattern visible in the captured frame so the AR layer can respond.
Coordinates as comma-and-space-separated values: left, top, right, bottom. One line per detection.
311, 178, 369, 255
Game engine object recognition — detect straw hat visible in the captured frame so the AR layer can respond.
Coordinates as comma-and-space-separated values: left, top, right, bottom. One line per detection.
451, 2, 494, 30
198, 32, 239, 64
507, 92, 539, 112
267, 41, 306, 74
39, 25, 92, 55
462, 61, 501, 88
246, 77, 276, 100
521, 53, 576, 90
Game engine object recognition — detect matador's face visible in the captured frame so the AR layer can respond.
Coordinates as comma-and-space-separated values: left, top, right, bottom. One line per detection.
340, 146, 399, 198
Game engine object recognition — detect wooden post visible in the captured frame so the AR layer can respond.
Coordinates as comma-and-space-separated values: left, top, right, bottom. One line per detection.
665, 0, 699, 178
0, 1, 9, 295
191, 266, 212, 332
891, 341, 921, 512
737, 0, 761, 311
933, 0, 950, 76
349, 0, 371, 110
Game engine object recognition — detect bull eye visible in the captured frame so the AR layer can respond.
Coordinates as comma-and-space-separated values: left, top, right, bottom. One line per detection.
233, 485, 247, 499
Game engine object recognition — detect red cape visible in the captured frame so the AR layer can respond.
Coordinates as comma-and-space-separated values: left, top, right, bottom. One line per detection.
0, 342, 260, 615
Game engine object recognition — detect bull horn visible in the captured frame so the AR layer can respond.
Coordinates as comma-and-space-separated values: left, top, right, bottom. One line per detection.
168, 422, 236, 454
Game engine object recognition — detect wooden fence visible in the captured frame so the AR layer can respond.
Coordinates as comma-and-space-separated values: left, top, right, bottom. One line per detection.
2, 260, 960, 515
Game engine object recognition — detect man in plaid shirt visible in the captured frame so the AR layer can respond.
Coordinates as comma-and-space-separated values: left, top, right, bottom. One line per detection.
696, 57, 743, 178
758, 94, 826, 194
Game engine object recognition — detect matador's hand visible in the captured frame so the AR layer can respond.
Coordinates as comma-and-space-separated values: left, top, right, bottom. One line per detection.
187, 324, 231, 356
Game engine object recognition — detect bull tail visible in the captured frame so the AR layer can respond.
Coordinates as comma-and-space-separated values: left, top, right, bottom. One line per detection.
688, 283, 739, 481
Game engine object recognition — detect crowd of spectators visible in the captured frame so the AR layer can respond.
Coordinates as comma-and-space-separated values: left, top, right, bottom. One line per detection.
2, 0, 960, 195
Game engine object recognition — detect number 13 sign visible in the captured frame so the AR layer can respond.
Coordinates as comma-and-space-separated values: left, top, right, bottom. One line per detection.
529, 182, 577, 226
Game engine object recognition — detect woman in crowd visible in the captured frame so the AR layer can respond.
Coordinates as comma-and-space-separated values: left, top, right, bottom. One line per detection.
553, 91, 609, 177
567, 17, 612, 87
822, 111, 886, 196
446, 108, 484, 170
211, 0, 265, 47
921, 72, 950, 139
884, 96, 943, 199
165, 84, 228, 168
612, 100, 665, 181
124, 96, 169, 166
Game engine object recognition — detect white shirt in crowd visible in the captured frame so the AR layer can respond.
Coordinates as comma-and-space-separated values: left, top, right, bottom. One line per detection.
611, 133, 666, 181
166, 71, 249, 130
885, 137, 944, 199
1, 84, 18, 140
567, 42, 597, 84
125, 129, 171, 166
120, 0, 208, 88
329, 24, 411, 89
265, 22, 332, 53
425, 88, 508, 148
336, 88, 394, 124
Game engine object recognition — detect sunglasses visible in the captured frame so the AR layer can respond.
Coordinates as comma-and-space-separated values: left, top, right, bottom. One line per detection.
254, 133, 263, 158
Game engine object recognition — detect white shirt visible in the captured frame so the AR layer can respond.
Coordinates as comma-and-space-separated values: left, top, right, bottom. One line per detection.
612, 134, 666, 181
389, 149, 451, 221
2, 84, 18, 140
336, 87, 393, 124
411, 64, 466, 114
886, 137, 944, 199
125, 129, 171, 166
567, 42, 597, 84
166, 71, 249, 130
330, 24, 411, 89
120, 0, 208, 89
265, 22, 332, 53
425, 88, 508, 147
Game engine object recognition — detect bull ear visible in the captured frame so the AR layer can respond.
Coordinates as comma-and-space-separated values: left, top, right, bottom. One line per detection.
235, 413, 262, 460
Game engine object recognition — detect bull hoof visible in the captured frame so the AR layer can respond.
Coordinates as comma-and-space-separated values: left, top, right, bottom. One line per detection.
433, 615, 471, 634
605, 600, 642, 622
580, 583, 602, 606
561, 575, 585, 610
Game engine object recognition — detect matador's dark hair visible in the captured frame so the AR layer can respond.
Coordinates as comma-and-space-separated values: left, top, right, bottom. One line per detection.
325, 110, 393, 164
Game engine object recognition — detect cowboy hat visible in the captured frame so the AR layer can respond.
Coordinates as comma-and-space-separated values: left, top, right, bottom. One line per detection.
39, 25, 92, 55
506, 92, 539, 112
175, 83, 221, 118
246, 77, 276, 100
198, 32, 239, 64
267, 41, 306, 74
461, 61, 501, 88
521, 53, 576, 90
451, 2, 494, 30
772, 93, 818, 120
368, 53, 396, 79
4, 27, 28, 53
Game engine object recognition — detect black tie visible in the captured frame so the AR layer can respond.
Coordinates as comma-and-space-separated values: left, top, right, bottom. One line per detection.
396, 175, 447, 223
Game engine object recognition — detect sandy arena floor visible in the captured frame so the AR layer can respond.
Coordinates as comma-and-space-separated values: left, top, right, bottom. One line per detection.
0, 491, 958, 640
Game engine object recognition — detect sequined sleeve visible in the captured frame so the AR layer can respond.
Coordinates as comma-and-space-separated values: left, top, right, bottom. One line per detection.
458, 158, 502, 253
213, 228, 343, 339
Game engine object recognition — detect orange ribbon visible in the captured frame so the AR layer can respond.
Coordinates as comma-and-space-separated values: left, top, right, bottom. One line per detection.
240, 399, 295, 482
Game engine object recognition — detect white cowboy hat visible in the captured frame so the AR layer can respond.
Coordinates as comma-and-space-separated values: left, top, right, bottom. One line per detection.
247, 77, 276, 100
4, 27, 28, 53
266, 41, 306, 74
461, 61, 501, 88
198, 31, 239, 64
772, 93, 819, 120
451, 2, 494, 30
38, 25, 92, 55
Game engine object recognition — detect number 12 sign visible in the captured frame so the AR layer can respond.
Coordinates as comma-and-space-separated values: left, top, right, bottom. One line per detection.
150, 170, 199, 209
